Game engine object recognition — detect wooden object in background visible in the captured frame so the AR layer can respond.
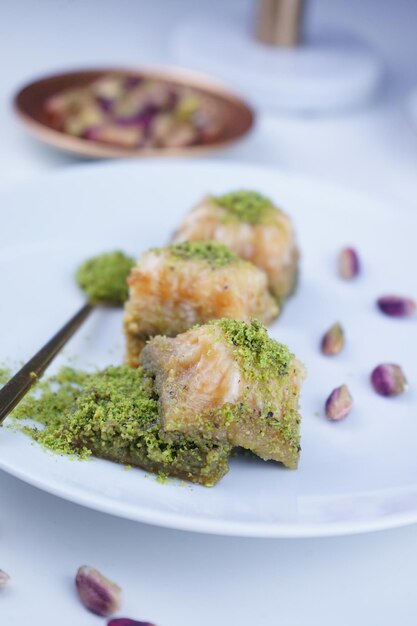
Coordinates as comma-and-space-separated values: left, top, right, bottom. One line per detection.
255, 0, 305, 47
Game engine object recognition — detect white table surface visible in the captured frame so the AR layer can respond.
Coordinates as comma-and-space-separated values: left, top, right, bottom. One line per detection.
1, 0, 417, 624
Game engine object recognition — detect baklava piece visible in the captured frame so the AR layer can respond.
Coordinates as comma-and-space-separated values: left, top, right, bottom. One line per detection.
124, 241, 279, 366
62, 366, 231, 486
172, 191, 299, 305
142, 319, 305, 469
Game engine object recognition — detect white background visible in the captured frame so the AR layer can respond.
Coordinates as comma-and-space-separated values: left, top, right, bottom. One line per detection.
1, 0, 417, 624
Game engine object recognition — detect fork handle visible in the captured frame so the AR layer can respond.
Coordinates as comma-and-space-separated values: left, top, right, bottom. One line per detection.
0, 302, 93, 424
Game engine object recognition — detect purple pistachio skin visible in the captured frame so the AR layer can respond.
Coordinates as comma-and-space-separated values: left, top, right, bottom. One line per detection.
115, 105, 157, 127
75, 566, 122, 617
370, 364, 407, 397
321, 322, 344, 356
325, 384, 353, 421
377, 296, 416, 318
338, 247, 360, 279
97, 97, 113, 113
124, 76, 143, 90
107, 617, 155, 626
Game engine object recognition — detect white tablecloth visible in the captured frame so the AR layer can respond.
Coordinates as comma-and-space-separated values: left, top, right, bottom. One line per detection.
1, 1, 417, 624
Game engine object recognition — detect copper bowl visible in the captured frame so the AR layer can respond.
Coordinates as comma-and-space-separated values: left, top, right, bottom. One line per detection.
13, 67, 254, 159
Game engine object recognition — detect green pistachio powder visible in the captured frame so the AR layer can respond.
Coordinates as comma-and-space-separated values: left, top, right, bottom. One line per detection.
166, 241, 239, 268
204, 320, 300, 456
0, 368, 11, 386
76, 250, 135, 305
215, 190, 276, 225
217, 318, 291, 378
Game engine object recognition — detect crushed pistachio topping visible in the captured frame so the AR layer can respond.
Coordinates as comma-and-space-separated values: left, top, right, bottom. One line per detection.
12, 366, 162, 454
215, 190, 275, 224
76, 251, 135, 305
11, 366, 91, 457
11, 365, 230, 485
64, 366, 159, 448
166, 241, 239, 268
0, 368, 11, 386
208, 319, 300, 459
215, 318, 292, 378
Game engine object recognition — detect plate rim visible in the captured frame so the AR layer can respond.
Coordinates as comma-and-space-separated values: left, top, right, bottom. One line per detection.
2, 453, 417, 538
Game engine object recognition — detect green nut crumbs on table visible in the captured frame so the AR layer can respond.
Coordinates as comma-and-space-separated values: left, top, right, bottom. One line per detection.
76, 251, 135, 305
167, 241, 239, 267
216, 190, 275, 224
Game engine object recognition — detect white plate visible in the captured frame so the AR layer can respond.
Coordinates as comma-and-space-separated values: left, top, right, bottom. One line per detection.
0, 160, 416, 538
406, 87, 417, 135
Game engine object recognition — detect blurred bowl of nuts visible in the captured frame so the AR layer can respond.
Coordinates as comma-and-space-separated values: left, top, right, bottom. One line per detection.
13, 67, 254, 158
